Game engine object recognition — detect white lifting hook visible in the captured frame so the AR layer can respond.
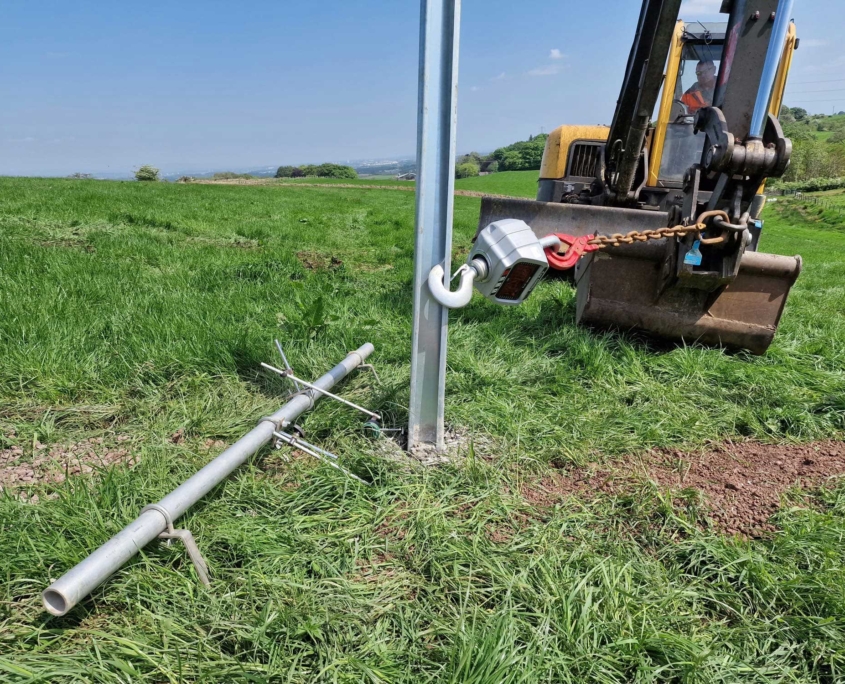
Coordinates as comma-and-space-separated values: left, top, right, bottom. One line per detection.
427, 260, 487, 309
426, 219, 556, 310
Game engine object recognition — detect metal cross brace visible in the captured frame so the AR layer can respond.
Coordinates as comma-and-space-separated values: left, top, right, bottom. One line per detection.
273, 430, 370, 485
261, 362, 381, 421
274, 339, 301, 392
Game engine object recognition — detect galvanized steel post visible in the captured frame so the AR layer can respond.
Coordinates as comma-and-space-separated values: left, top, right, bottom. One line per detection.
408, 0, 461, 454
42, 344, 374, 616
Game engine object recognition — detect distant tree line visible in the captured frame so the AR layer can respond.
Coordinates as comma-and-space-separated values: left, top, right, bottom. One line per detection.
456, 152, 484, 178
776, 106, 845, 183
452, 133, 548, 178
275, 163, 358, 179
272, 132, 549, 183
491, 133, 548, 171
773, 176, 845, 194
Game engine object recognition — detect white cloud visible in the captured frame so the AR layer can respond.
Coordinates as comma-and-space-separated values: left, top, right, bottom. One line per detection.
679, 0, 722, 13
549, 48, 564, 60
801, 39, 828, 48
490, 72, 506, 81
470, 86, 481, 92
528, 64, 563, 77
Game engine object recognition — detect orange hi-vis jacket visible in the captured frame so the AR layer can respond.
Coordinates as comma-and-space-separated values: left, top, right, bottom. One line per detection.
681, 88, 710, 113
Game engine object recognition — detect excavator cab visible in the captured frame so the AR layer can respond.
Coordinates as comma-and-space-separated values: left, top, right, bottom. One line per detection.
658, 26, 725, 183
477, 3, 801, 354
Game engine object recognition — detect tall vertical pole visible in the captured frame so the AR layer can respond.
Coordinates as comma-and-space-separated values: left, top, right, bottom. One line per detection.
408, 0, 461, 454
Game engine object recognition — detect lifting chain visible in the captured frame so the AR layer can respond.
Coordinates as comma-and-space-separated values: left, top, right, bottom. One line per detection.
586, 210, 731, 249
544, 210, 733, 271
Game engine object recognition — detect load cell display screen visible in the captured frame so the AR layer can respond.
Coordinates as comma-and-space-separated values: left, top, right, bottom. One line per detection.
496, 262, 539, 300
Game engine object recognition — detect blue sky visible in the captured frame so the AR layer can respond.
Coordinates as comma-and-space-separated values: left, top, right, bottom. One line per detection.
1, 0, 842, 176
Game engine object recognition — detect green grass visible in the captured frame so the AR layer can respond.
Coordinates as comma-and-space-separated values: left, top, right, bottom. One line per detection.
1, 176, 845, 681
806, 189, 845, 199
775, 190, 845, 231
454, 170, 539, 198
274, 176, 411, 187
270, 169, 540, 199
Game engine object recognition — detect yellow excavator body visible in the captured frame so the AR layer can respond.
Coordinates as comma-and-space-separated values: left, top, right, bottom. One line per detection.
538, 125, 610, 181
537, 20, 797, 205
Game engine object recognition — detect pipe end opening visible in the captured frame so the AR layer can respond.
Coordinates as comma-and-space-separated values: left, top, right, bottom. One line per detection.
42, 589, 69, 616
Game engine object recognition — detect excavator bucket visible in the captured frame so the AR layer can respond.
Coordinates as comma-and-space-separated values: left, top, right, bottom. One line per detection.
574, 240, 802, 355
476, 196, 802, 355
475, 196, 668, 243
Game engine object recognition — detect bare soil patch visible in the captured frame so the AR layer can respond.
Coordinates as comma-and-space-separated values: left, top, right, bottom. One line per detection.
523, 440, 845, 537
296, 250, 343, 271
0, 433, 135, 494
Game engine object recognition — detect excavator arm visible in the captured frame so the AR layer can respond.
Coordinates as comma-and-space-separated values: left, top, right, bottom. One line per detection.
576, 0, 800, 354
604, 0, 683, 203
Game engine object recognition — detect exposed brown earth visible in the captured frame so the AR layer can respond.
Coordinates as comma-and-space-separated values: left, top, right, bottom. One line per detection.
0, 433, 135, 495
296, 250, 344, 270
4, 425, 843, 540
523, 440, 845, 537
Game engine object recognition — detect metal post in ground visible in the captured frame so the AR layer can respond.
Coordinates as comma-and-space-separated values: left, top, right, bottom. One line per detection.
408, 0, 461, 455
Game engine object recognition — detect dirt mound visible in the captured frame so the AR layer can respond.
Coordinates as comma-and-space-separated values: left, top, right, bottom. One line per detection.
524, 440, 845, 538
0, 434, 135, 496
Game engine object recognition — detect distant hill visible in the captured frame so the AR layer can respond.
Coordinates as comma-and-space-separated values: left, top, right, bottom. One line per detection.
781, 107, 845, 143
352, 158, 416, 177
776, 107, 845, 183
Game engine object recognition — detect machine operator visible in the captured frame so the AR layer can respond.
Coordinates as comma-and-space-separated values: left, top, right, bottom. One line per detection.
681, 59, 716, 113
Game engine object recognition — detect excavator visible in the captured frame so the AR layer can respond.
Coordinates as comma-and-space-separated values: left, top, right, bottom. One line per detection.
474, 0, 802, 354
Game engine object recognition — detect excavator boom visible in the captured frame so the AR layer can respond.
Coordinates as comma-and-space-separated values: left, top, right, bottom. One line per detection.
605, 0, 683, 201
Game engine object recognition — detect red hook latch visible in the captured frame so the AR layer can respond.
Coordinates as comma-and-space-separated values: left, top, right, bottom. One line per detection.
543, 233, 600, 270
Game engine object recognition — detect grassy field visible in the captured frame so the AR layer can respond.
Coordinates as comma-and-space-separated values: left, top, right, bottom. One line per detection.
454, 171, 538, 197
234, 169, 541, 199
1, 175, 845, 681
274, 176, 411, 188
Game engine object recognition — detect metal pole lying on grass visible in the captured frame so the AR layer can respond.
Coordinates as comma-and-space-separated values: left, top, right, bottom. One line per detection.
42, 343, 374, 617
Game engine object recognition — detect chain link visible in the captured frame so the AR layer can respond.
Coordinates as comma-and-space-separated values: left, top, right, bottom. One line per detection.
586, 223, 704, 248
584, 210, 732, 249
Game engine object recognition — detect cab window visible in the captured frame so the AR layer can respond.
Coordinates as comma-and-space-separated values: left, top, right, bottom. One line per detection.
659, 41, 723, 184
